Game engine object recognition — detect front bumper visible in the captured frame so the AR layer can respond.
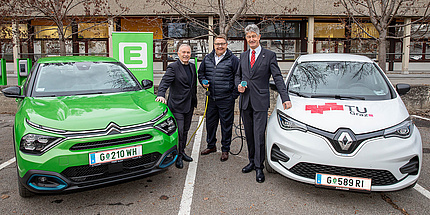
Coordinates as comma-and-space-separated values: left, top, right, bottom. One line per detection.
266, 116, 422, 192
19, 145, 177, 194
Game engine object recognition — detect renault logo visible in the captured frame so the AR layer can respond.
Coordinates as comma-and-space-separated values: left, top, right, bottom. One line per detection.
338, 132, 353, 150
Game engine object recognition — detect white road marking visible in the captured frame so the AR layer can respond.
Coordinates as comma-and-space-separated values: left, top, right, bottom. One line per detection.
178, 116, 204, 215
411, 115, 430, 121
414, 184, 430, 200
0, 157, 15, 170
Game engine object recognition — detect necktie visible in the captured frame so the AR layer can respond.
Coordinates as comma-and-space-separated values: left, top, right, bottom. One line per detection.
250, 50, 256, 68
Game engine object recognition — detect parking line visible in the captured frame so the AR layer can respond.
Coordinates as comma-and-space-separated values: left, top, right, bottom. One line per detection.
178, 116, 204, 215
414, 184, 430, 200
411, 115, 430, 121
0, 157, 16, 170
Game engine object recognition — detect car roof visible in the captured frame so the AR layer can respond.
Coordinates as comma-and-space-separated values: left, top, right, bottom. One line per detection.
36, 56, 120, 64
296, 53, 374, 63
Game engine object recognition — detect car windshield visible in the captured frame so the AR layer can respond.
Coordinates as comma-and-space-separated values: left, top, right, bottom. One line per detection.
288, 61, 393, 100
32, 62, 140, 97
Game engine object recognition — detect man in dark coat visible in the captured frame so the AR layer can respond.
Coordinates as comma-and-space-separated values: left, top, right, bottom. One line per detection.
235, 24, 292, 183
198, 34, 239, 162
156, 44, 197, 169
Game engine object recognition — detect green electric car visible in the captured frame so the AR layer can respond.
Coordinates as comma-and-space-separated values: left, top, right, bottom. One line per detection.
2, 56, 178, 197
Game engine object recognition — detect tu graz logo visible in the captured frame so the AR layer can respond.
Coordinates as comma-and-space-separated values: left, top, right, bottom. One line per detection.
305, 103, 373, 117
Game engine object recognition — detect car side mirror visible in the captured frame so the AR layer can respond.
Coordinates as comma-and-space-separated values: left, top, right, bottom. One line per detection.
141, 79, 153, 90
269, 80, 278, 92
2, 86, 24, 98
396, 83, 410, 96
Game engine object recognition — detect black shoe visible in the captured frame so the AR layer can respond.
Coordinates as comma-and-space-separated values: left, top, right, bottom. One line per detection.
242, 163, 255, 173
175, 156, 183, 169
256, 168, 265, 183
182, 153, 193, 162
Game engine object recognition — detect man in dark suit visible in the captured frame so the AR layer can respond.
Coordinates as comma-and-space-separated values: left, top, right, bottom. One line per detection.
235, 24, 292, 183
156, 44, 197, 169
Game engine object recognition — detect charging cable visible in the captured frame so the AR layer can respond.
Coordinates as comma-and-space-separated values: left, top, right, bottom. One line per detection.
186, 80, 209, 146
230, 81, 247, 155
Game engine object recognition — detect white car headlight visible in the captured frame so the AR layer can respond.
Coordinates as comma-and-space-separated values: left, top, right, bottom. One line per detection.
277, 109, 308, 132
383, 118, 413, 138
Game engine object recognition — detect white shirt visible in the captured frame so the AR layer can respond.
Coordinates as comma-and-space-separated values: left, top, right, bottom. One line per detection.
249, 45, 262, 63
215, 52, 226, 65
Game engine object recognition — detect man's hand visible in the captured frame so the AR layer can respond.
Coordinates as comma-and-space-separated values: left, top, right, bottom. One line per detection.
203, 83, 209, 89
155, 96, 167, 104
238, 84, 247, 93
282, 101, 292, 110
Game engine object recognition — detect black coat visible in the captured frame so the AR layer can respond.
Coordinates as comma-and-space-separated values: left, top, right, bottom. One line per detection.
198, 49, 239, 100
235, 48, 290, 111
157, 60, 197, 113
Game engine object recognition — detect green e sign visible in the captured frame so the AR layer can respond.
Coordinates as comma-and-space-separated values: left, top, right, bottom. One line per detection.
112, 32, 153, 92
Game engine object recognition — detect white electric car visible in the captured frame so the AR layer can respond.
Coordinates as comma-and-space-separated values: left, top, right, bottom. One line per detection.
266, 54, 422, 192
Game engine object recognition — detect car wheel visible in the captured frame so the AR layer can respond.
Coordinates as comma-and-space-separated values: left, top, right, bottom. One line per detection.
265, 159, 276, 173
18, 179, 33, 198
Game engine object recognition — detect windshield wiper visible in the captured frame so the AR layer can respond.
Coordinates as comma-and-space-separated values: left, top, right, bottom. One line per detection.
289, 90, 310, 98
310, 94, 365, 100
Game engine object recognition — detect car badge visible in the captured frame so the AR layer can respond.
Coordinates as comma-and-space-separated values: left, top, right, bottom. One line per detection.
338, 132, 353, 150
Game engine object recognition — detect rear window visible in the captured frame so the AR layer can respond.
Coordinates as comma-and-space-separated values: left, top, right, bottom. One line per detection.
32, 62, 140, 97
288, 61, 393, 100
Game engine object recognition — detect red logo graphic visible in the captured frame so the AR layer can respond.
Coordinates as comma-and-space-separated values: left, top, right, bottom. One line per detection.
305, 103, 344, 114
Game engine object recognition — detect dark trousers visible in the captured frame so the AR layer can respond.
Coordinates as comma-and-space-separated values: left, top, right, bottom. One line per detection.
172, 109, 194, 156
205, 96, 235, 152
242, 104, 267, 169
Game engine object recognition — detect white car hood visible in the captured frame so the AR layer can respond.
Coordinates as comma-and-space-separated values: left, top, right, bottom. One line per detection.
277, 95, 410, 134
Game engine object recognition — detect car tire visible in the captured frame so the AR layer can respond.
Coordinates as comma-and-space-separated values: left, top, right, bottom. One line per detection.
265, 158, 276, 173
18, 179, 33, 198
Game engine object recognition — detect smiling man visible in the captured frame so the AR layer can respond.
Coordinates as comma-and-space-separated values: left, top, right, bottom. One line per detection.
198, 34, 239, 162
156, 44, 197, 169
235, 24, 292, 183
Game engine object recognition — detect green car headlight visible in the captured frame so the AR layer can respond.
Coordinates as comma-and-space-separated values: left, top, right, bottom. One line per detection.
20, 134, 62, 155
154, 117, 177, 136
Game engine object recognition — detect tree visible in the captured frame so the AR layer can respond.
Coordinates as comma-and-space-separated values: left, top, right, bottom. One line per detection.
337, 0, 430, 72
0, 0, 129, 56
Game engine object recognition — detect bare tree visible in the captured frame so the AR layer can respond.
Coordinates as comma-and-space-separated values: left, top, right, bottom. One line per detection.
163, 0, 250, 37
0, 0, 129, 56
337, 0, 430, 72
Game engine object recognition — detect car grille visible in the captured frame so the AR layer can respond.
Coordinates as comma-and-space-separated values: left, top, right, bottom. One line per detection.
289, 162, 399, 186
61, 152, 161, 182
69, 134, 153, 150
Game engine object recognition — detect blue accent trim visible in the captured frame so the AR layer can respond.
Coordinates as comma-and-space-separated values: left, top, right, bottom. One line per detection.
28, 174, 68, 191
316, 174, 322, 184
159, 150, 178, 168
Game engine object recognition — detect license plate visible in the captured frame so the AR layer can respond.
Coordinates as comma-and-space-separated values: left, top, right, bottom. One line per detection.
89, 145, 142, 165
315, 173, 372, 192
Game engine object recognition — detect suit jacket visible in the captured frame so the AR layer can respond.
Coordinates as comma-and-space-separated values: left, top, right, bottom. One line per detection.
235, 48, 289, 111
157, 60, 197, 113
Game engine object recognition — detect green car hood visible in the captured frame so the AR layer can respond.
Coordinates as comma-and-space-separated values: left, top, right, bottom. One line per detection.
20, 90, 166, 131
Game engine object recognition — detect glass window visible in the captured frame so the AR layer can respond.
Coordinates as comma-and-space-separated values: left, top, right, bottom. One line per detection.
227, 40, 244, 57
33, 40, 72, 56
314, 23, 345, 38
410, 41, 423, 60
167, 22, 207, 38
166, 39, 208, 60
1, 41, 13, 61
261, 21, 300, 38
227, 21, 255, 38
350, 40, 378, 59
315, 41, 344, 53
121, 18, 163, 39
33, 62, 140, 97
288, 61, 392, 100
351, 23, 379, 38
34, 26, 72, 39
0, 24, 28, 39
78, 23, 109, 39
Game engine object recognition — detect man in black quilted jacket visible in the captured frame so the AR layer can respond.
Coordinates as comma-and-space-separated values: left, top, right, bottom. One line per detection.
198, 34, 239, 162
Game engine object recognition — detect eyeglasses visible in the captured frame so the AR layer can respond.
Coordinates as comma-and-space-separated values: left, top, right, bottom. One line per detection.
214, 43, 227, 46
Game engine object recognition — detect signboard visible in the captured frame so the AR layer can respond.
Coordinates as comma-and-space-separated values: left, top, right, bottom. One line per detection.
112, 32, 154, 92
